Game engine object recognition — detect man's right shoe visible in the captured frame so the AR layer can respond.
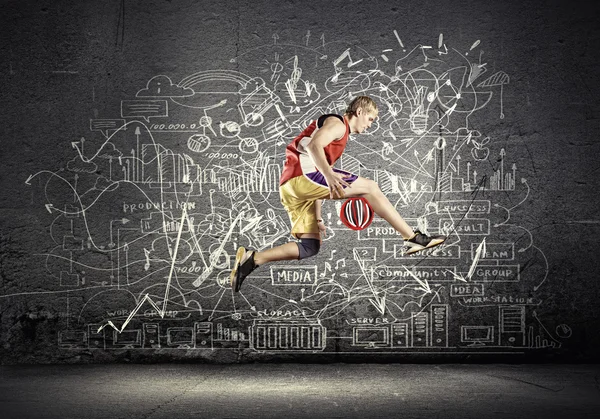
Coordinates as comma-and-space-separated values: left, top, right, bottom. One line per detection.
404, 230, 446, 255
230, 246, 258, 292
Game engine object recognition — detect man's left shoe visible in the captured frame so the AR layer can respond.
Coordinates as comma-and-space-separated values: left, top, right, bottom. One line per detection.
230, 246, 258, 292
404, 231, 447, 255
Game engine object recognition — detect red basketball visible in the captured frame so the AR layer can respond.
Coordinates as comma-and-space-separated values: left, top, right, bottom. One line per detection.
340, 197, 374, 231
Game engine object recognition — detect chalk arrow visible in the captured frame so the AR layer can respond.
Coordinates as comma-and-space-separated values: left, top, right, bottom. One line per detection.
400, 137, 415, 147
360, 265, 386, 314
403, 266, 432, 293
193, 212, 243, 287
25, 175, 34, 185
467, 238, 486, 280
71, 142, 89, 163
369, 293, 387, 316
445, 103, 457, 116
446, 269, 467, 282
424, 148, 435, 163
45, 204, 54, 213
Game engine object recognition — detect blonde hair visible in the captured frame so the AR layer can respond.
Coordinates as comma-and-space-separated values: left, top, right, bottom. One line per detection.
345, 96, 378, 116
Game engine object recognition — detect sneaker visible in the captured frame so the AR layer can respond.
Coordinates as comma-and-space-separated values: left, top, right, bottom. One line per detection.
230, 246, 258, 292
404, 230, 446, 255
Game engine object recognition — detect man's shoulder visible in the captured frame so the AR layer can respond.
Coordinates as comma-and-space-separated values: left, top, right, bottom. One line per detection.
317, 115, 346, 139
317, 114, 344, 128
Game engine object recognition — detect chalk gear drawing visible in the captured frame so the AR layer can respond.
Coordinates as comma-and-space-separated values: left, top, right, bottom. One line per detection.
230, 96, 446, 292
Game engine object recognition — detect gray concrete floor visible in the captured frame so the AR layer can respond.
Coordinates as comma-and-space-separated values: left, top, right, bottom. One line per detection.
0, 364, 599, 419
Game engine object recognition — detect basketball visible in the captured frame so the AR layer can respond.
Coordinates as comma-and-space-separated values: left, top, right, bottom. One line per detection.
339, 197, 374, 230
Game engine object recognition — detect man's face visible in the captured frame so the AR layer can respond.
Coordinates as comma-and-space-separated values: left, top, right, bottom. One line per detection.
356, 108, 378, 133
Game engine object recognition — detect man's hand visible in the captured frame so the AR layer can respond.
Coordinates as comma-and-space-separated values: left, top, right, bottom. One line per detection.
324, 170, 352, 199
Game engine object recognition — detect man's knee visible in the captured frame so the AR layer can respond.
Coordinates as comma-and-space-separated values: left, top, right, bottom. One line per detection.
296, 238, 321, 260
349, 177, 379, 195
363, 178, 379, 194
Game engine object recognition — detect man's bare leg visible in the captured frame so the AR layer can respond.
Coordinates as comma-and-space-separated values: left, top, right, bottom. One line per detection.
251, 176, 415, 266
230, 232, 320, 292
245, 176, 426, 267
253, 232, 320, 265
343, 177, 414, 239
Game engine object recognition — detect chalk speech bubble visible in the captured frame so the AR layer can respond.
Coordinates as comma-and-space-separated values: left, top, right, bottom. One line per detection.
89, 119, 125, 137
121, 100, 168, 122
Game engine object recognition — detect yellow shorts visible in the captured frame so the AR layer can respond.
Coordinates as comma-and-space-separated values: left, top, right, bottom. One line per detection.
279, 170, 358, 239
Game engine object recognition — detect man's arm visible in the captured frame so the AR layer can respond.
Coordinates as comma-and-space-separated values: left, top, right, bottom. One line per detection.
315, 199, 323, 220
305, 117, 351, 198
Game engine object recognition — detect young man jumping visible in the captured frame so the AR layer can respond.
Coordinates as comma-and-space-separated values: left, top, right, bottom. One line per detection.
230, 96, 446, 292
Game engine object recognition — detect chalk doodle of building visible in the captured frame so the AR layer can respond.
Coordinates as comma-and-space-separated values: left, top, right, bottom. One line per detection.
21, 31, 569, 354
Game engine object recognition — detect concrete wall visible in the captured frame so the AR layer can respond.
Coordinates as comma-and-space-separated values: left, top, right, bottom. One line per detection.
1, 0, 599, 363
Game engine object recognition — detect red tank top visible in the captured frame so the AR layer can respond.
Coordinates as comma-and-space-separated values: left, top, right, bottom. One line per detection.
279, 114, 350, 185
